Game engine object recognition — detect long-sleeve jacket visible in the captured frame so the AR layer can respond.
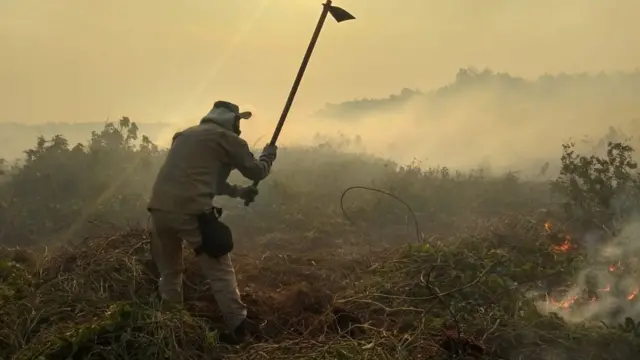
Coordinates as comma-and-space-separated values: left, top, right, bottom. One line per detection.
147, 122, 272, 214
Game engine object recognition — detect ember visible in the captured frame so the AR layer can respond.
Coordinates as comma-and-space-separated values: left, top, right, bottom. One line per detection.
608, 261, 625, 272
544, 221, 553, 233
551, 236, 574, 253
550, 295, 578, 309
599, 285, 611, 292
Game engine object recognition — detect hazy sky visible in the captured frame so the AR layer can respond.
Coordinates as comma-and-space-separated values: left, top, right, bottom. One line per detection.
1, 0, 639, 137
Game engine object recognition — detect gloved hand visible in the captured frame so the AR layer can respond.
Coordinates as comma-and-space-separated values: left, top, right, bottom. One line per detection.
237, 185, 259, 202
259, 143, 277, 164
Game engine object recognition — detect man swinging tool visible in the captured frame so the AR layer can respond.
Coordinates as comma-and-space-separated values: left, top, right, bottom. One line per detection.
147, 100, 277, 345
148, 0, 355, 346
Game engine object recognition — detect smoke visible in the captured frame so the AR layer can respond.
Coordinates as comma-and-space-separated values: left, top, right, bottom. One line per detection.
249, 70, 640, 175
131, 70, 640, 180
535, 219, 640, 326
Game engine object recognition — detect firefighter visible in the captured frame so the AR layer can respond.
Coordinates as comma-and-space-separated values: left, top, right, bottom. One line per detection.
147, 100, 277, 344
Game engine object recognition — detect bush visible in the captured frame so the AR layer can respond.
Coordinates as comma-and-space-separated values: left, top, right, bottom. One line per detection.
553, 141, 640, 232
0, 118, 162, 245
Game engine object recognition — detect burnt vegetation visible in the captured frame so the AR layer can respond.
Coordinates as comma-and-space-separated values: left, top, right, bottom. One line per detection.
3, 77, 640, 359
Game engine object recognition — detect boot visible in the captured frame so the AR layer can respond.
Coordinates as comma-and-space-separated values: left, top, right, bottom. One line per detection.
218, 318, 260, 345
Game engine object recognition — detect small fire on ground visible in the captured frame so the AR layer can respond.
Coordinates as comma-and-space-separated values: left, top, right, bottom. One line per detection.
545, 221, 578, 253
543, 221, 639, 310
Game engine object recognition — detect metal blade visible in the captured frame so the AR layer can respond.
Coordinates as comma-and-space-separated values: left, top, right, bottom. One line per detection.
328, 5, 355, 23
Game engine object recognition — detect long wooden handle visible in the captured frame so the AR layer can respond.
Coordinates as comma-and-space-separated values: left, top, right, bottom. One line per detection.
244, 1, 333, 207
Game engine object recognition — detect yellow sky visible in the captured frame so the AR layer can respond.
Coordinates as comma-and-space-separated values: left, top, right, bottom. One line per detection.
1, 0, 639, 136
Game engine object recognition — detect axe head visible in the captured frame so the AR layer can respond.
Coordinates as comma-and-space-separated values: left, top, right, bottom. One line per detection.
328, 5, 355, 23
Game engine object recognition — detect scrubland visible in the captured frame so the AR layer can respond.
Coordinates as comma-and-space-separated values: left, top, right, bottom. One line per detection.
2, 72, 640, 359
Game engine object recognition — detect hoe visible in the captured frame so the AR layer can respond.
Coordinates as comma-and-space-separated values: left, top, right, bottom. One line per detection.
244, 0, 356, 206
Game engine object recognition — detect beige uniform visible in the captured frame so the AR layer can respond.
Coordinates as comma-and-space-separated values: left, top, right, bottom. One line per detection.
147, 121, 272, 329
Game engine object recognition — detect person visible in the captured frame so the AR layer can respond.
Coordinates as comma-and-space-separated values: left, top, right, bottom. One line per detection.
146, 100, 277, 344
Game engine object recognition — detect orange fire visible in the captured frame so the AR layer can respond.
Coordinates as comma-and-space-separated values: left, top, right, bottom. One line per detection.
549, 285, 638, 310
550, 295, 578, 309
544, 221, 552, 233
551, 236, 574, 253
609, 262, 623, 272
541, 220, 639, 307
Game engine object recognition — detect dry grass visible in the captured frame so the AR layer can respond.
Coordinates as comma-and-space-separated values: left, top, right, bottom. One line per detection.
2, 210, 640, 360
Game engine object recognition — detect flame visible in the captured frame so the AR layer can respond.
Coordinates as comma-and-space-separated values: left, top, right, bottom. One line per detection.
599, 284, 611, 292
609, 262, 623, 272
548, 284, 639, 310
544, 221, 552, 233
543, 220, 574, 252
550, 295, 578, 309
540, 219, 640, 307
551, 235, 574, 253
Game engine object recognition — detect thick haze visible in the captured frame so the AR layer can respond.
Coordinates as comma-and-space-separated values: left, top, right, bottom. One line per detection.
2, 0, 639, 170
303, 71, 640, 173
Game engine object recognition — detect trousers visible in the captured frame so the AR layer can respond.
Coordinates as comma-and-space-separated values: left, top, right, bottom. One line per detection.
148, 209, 247, 329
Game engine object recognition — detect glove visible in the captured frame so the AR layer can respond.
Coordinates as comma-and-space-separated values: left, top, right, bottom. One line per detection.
259, 143, 277, 164
237, 185, 259, 202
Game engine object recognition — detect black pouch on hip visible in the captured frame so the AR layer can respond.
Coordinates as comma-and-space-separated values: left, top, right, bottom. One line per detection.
194, 207, 234, 258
